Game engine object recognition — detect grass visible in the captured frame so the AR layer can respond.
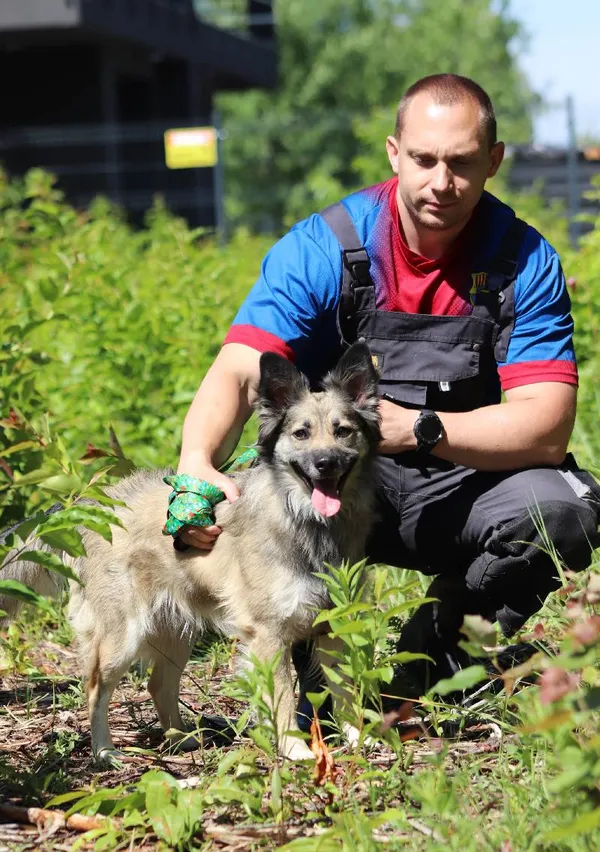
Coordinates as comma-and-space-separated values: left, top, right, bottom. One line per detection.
0, 555, 598, 851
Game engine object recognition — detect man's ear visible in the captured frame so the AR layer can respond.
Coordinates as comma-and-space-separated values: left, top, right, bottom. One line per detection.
256, 353, 308, 451
322, 342, 381, 440
386, 135, 400, 175
488, 141, 505, 178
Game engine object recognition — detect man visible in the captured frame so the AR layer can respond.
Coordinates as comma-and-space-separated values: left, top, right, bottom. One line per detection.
176, 74, 600, 698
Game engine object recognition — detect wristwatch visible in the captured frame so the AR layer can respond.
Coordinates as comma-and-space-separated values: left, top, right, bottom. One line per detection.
413, 409, 444, 452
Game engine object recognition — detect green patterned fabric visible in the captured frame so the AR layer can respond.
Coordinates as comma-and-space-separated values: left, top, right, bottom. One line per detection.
162, 448, 258, 538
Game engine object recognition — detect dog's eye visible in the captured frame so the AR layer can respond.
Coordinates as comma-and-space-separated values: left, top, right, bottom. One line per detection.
292, 428, 310, 440
335, 425, 353, 439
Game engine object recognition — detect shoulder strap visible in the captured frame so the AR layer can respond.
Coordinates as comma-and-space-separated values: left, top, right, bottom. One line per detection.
485, 216, 529, 363
488, 216, 529, 283
320, 202, 375, 346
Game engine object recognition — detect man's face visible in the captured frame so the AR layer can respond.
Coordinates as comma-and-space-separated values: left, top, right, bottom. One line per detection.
386, 94, 504, 235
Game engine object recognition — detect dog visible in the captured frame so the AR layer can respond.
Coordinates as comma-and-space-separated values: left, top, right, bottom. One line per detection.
0, 342, 380, 763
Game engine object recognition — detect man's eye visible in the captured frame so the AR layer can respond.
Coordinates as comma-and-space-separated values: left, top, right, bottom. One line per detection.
335, 425, 353, 439
293, 428, 309, 440
414, 156, 435, 167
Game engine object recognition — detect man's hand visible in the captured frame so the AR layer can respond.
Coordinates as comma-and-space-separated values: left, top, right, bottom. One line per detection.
177, 464, 240, 551
378, 399, 419, 454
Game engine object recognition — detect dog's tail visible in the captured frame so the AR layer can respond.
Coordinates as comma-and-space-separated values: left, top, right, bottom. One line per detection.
0, 510, 67, 622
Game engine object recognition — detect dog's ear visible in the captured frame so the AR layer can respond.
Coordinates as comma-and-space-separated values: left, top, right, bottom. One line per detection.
256, 353, 308, 452
322, 342, 380, 439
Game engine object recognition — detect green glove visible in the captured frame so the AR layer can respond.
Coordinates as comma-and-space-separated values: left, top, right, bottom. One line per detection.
162, 448, 259, 538
162, 474, 225, 537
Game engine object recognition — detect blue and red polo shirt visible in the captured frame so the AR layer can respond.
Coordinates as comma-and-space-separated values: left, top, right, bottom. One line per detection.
224, 177, 578, 390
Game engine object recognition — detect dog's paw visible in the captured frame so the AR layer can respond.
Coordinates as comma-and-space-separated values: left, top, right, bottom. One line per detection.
95, 747, 126, 769
280, 737, 314, 762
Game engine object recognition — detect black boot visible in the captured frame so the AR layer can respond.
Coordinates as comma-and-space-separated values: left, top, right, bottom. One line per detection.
388, 575, 547, 706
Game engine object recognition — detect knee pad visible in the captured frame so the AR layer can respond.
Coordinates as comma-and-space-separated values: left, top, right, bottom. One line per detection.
465, 500, 599, 636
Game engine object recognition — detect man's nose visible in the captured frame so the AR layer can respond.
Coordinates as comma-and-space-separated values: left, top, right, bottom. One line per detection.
431, 162, 453, 192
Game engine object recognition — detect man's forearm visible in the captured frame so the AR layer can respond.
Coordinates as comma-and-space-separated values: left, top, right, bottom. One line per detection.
432, 399, 573, 470
178, 353, 258, 476
378, 383, 576, 471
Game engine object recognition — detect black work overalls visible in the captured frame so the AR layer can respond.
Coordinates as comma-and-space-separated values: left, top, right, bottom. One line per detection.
320, 201, 600, 686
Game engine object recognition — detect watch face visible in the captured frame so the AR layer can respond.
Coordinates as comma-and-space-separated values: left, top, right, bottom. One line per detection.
418, 413, 443, 443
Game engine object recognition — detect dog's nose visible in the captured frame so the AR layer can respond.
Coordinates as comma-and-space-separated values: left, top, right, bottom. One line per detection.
314, 456, 337, 477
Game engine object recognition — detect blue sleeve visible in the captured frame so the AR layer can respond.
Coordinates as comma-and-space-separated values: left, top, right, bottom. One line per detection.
499, 227, 578, 390
225, 214, 342, 363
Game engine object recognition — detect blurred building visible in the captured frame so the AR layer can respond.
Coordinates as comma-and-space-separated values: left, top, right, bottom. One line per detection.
507, 145, 600, 242
0, 0, 277, 227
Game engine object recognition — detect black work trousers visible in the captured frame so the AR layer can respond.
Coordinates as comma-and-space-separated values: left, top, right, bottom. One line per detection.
366, 451, 600, 688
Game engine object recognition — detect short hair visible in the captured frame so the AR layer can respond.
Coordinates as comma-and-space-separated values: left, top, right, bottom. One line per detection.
394, 74, 497, 148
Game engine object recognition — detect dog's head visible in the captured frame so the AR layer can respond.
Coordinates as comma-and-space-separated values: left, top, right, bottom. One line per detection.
256, 342, 380, 521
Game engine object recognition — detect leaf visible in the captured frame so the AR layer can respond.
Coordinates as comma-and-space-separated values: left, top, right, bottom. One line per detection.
12, 466, 61, 486
0, 440, 39, 458
39, 278, 59, 302
310, 713, 337, 786
519, 711, 573, 734
429, 665, 488, 697
386, 651, 433, 666
46, 790, 90, 807
460, 614, 497, 649
383, 597, 439, 620
538, 667, 580, 705
79, 444, 114, 463
35, 505, 123, 537
544, 806, 600, 842
321, 664, 343, 685
249, 726, 274, 754
0, 579, 52, 611
14, 513, 48, 542
108, 426, 126, 459
151, 803, 187, 846
40, 474, 83, 494
312, 601, 371, 626
19, 549, 81, 584
330, 620, 370, 635
39, 528, 86, 558
305, 690, 329, 711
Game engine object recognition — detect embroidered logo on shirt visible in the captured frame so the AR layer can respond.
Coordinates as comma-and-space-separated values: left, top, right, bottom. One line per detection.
469, 271, 489, 304
371, 353, 383, 371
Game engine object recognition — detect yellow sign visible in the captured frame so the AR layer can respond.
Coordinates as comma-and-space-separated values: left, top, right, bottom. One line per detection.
164, 126, 218, 169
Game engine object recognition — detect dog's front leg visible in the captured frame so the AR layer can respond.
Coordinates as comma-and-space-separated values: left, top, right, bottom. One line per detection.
248, 631, 313, 761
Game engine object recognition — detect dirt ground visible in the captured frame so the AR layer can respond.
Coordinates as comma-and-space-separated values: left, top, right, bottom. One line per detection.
0, 633, 504, 850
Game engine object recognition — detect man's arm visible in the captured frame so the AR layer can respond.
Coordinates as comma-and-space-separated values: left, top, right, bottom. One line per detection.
378, 381, 576, 470
177, 343, 261, 548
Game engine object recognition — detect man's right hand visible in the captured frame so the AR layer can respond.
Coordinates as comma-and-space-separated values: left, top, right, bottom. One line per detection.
176, 466, 240, 551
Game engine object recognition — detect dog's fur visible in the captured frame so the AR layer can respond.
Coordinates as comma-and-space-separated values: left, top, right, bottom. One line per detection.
0, 343, 380, 762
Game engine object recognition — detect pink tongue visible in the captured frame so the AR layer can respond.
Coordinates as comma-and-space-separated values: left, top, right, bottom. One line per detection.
311, 482, 341, 517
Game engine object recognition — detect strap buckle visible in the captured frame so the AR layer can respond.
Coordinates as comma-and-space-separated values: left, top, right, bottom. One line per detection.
342, 248, 372, 288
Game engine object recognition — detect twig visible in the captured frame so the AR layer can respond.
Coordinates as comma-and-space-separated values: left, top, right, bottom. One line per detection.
0, 802, 111, 835
407, 817, 443, 842
204, 821, 320, 844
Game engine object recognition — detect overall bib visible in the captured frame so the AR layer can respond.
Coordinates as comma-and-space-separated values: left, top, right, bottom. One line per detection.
319, 201, 600, 690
